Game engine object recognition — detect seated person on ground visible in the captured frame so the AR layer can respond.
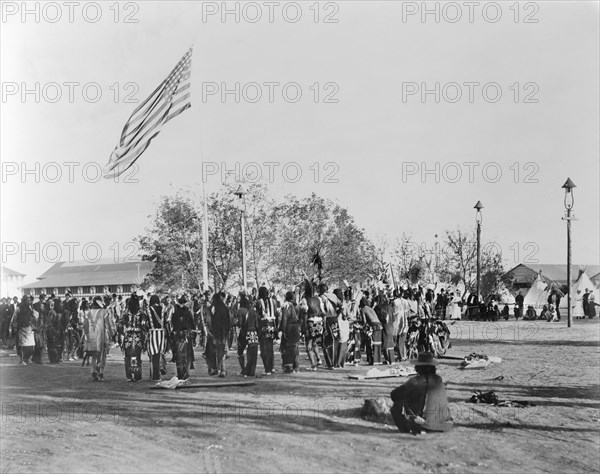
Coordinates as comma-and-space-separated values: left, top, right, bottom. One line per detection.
525, 305, 537, 320
390, 351, 453, 434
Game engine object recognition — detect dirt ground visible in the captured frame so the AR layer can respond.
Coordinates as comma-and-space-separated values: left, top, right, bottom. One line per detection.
1, 318, 599, 474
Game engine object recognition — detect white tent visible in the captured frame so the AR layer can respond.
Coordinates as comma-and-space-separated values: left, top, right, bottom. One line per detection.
571, 271, 600, 317
498, 285, 516, 305
523, 275, 549, 309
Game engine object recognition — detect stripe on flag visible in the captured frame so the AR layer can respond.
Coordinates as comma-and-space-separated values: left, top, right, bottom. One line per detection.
103, 47, 193, 178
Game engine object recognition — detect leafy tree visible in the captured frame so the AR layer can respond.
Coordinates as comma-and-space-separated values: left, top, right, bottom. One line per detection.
205, 187, 242, 291
136, 191, 201, 292
137, 187, 242, 292
438, 228, 507, 298
391, 234, 423, 285
140, 187, 455, 294
237, 183, 278, 288
480, 244, 511, 298
371, 235, 391, 284
269, 193, 377, 287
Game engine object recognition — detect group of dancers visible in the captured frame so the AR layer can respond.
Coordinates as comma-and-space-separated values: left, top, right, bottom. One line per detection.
3, 280, 454, 381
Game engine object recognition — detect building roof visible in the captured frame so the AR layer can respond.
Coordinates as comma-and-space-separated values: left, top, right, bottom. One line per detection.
505, 263, 600, 284
21, 261, 154, 289
1, 266, 25, 277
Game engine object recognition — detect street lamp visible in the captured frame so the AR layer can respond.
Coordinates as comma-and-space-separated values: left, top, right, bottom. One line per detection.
562, 178, 576, 328
474, 201, 484, 306
234, 184, 248, 291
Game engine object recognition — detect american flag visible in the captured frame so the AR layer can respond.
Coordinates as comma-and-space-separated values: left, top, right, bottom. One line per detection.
103, 47, 192, 178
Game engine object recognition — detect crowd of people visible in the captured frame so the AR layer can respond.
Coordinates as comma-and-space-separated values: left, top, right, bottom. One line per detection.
0, 281, 461, 381
3, 281, 596, 438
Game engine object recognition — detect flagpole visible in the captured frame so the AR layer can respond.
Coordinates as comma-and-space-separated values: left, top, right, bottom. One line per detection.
198, 112, 210, 289
201, 177, 209, 289
189, 45, 209, 291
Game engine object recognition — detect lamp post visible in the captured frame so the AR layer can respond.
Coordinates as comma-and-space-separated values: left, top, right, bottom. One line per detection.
234, 184, 248, 291
562, 178, 576, 328
474, 201, 484, 305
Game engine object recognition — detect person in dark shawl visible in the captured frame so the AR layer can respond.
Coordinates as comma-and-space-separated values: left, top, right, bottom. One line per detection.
515, 291, 524, 320
376, 295, 396, 365
206, 292, 231, 377
281, 291, 301, 374
118, 293, 147, 382
51, 296, 65, 361
256, 286, 277, 375
79, 299, 92, 365
171, 295, 195, 380
45, 300, 62, 363
390, 352, 453, 434
147, 294, 168, 381
31, 294, 47, 364
236, 293, 250, 374
3, 297, 18, 350
586, 293, 598, 318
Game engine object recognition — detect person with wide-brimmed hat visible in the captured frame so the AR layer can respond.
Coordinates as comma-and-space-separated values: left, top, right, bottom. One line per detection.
390, 352, 453, 434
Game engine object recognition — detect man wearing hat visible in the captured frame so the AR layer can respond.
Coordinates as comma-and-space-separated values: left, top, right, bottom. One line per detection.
390, 352, 453, 434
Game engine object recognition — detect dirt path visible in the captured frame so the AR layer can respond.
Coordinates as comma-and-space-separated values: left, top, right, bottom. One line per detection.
1, 319, 599, 473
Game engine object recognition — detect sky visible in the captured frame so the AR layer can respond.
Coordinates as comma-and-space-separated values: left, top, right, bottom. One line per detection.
1, 0, 599, 285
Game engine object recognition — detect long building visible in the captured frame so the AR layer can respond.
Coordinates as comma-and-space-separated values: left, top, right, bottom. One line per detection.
21, 260, 154, 297
504, 263, 600, 290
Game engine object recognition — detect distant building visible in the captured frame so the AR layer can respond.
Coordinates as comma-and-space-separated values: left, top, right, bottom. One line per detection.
21, 260, 154, 297
1, 266, 25, 298
504, 263, 600, 290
